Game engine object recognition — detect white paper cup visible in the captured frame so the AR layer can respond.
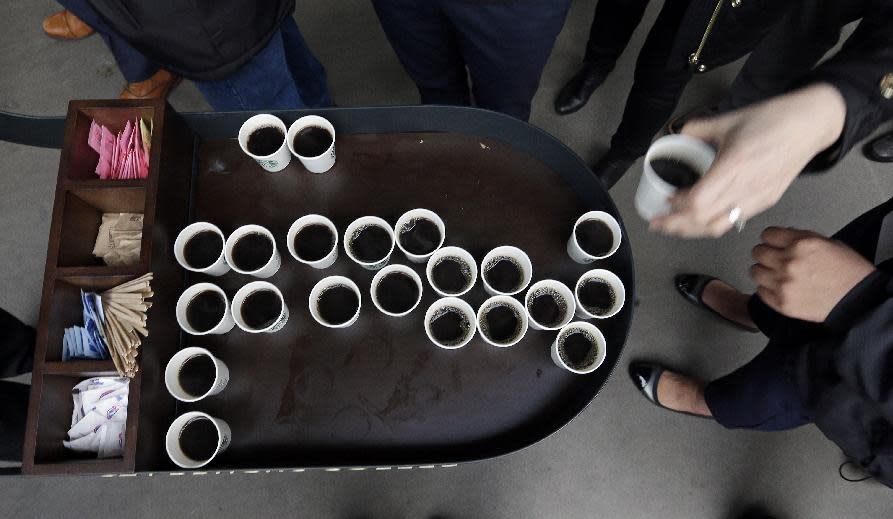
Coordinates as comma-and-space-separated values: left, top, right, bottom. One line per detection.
286, 215, 338, 269
224, 224, 281, 278
165, 411, 231, 469
480, 246, 533, 296
309, 276, 362, 328
174, 222, 230, 276
343, 216, 395, 271
551, 321, 607, 374
635, 134, 715, 221
238, 114, 291, 173
574, 269, 625, 319
477, 295, 529, 348
566, 211, 622, 263
394, 209, 446, 263
524, 279, 576, 331
286, 115, 336, 173
231, 281, 289, 333
425, 246, 477, 297
176, 283, 235, 335
424, 297, 476, 349
164, 347, 230, 402
370, 264, 423, 317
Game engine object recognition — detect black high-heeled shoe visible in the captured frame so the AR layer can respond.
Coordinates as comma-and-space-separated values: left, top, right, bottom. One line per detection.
628, 362, 711, 419
675, 273, 759, 333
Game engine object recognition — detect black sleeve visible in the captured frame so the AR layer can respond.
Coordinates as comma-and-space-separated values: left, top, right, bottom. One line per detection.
805, 0, 893, 168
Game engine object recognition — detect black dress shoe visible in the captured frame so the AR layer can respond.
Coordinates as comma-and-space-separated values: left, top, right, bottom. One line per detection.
554, 64, 611, 115
675, 273, 759, 332
591, 152, 635, 189
628, 362, 710, 418
864, 130, 893, 163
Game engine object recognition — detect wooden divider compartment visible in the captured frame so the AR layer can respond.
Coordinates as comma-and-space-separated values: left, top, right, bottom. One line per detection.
62, 105, 156, 182
56, 188, 147, 268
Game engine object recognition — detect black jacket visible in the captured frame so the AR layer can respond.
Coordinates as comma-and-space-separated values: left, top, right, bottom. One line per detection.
86, 0, 295, 81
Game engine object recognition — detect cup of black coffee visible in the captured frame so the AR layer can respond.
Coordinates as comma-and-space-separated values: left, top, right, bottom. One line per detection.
238, 114, 291, 172
174, 222, 230, 276
394, 209, 446, 263
524, 279, 575, 331
164, 347, 229, 402
287, 215, 338, 269
636, 134, 715, 221
370, 264, 423, 317
424, 297, 476, 349
480, 246, 533, 296
426, 246, 477, 297
165, 411, 231, 469
231, 281, 289, 333
477, 295, 529, 347
175, 282, 235, 335
286, 115, 336, 173
309, 276, 362, 328
224, 224, 281, 278
574, 269, 626, 319
551, 321, 607, 374
344, 216, 395, 270
567, 211, 622, 263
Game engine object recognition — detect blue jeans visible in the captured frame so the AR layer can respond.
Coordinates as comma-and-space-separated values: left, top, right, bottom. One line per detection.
194, 18, 333, 111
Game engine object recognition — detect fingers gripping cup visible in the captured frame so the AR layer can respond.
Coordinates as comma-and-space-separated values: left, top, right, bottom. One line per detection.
238, 114, 291, 173
480, 246, 533, 296
309, 276, 362, 328
287, 215, 338, 269
426, 246, 477, 297
164, 347, 230, 402
524, 280, 575, 331
551, 322, 607, 374
176, 283, 235, 335
394, 209, 446, 263
165, 411, 231, 469
286, 115, 336, 173
424, 297, 476, 349
567, 211, 622, 263
225, 225, 281, 278
344, 216, 395, 271
574, 269, 625, 319
635, 134, 716, 221
174, 222, 229, 276
477, 295, 529, 347
370, 265, 424, 317
232, 281, 289, 333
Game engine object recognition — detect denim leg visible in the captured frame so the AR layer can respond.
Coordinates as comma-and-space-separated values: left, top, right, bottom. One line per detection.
279, 17, 334, 108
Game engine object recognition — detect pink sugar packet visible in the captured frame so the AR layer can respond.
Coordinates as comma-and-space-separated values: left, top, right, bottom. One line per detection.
88, 120, 102, 152
96, 125, 116, 179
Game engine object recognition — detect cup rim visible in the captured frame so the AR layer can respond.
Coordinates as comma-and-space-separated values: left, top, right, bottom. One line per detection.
175, 282, 230, 335
426, 246, 477, 297
394, 208, 446, 262
476, 295, 529, 347
424, 297, 476, 349
574, 269, 626, 319
553, 321, 607, 374
370, 264, 424, 317
286, 115, 336, 159
164, 347, 220, 402
174, 222, 227, 273
224, 224, 279, 275
286, 214, 338, 265
308, 275, 362, 328
165, 411, 224, 469
231, 281, 287, 333
238, 114, 288, 160
570, 211, 623, 260
343, 216, 396, 267
524, 279, 576, 331
480, 246, 533, 296
643, 134, 716, 195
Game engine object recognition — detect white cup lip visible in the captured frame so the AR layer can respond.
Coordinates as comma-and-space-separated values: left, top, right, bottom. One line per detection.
426, 246, 478, 297
394, 208, 446, 262
370, 264, 424, 317
574, 269, 626, 319
424, 297, 477, 349
224, 224, 279, 275
238, 114, 288, 160
175, 283, 231, 335
165, 411, 225, 469
174, 222, 228, 274
476, 295, 529, 347
308, 276, 362, 328
343, 216, 396, 268
570, 211, 623, 260
524, 279, 576, 331
164, 347, 222, 402
643, 134, 716, 195
231, 281, 287, 333
480, 246, 533, 296
286, 115, 336, 159
286, 214, 338, 266
553, 321, 607, 374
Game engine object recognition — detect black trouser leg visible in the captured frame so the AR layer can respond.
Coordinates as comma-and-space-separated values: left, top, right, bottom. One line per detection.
0, 381, 30, 462
583, 0, 651, 70
0, 308, 34, 378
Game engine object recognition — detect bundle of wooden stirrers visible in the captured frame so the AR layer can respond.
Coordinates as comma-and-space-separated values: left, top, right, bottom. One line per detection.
98, 273, 153, 377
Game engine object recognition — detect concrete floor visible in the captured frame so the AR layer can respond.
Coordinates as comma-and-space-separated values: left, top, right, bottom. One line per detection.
1, 1, 892, 518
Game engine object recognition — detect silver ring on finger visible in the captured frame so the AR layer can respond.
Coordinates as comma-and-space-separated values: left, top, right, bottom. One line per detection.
728, 206, 746, 233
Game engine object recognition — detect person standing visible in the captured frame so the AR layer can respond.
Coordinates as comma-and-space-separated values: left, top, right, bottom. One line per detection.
0, 308, 35, 465
371, 0, 572, 121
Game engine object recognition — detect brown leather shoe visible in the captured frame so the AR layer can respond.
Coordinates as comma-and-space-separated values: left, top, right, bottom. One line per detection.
42, 10, 94, 40
120, 70, 181, 100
